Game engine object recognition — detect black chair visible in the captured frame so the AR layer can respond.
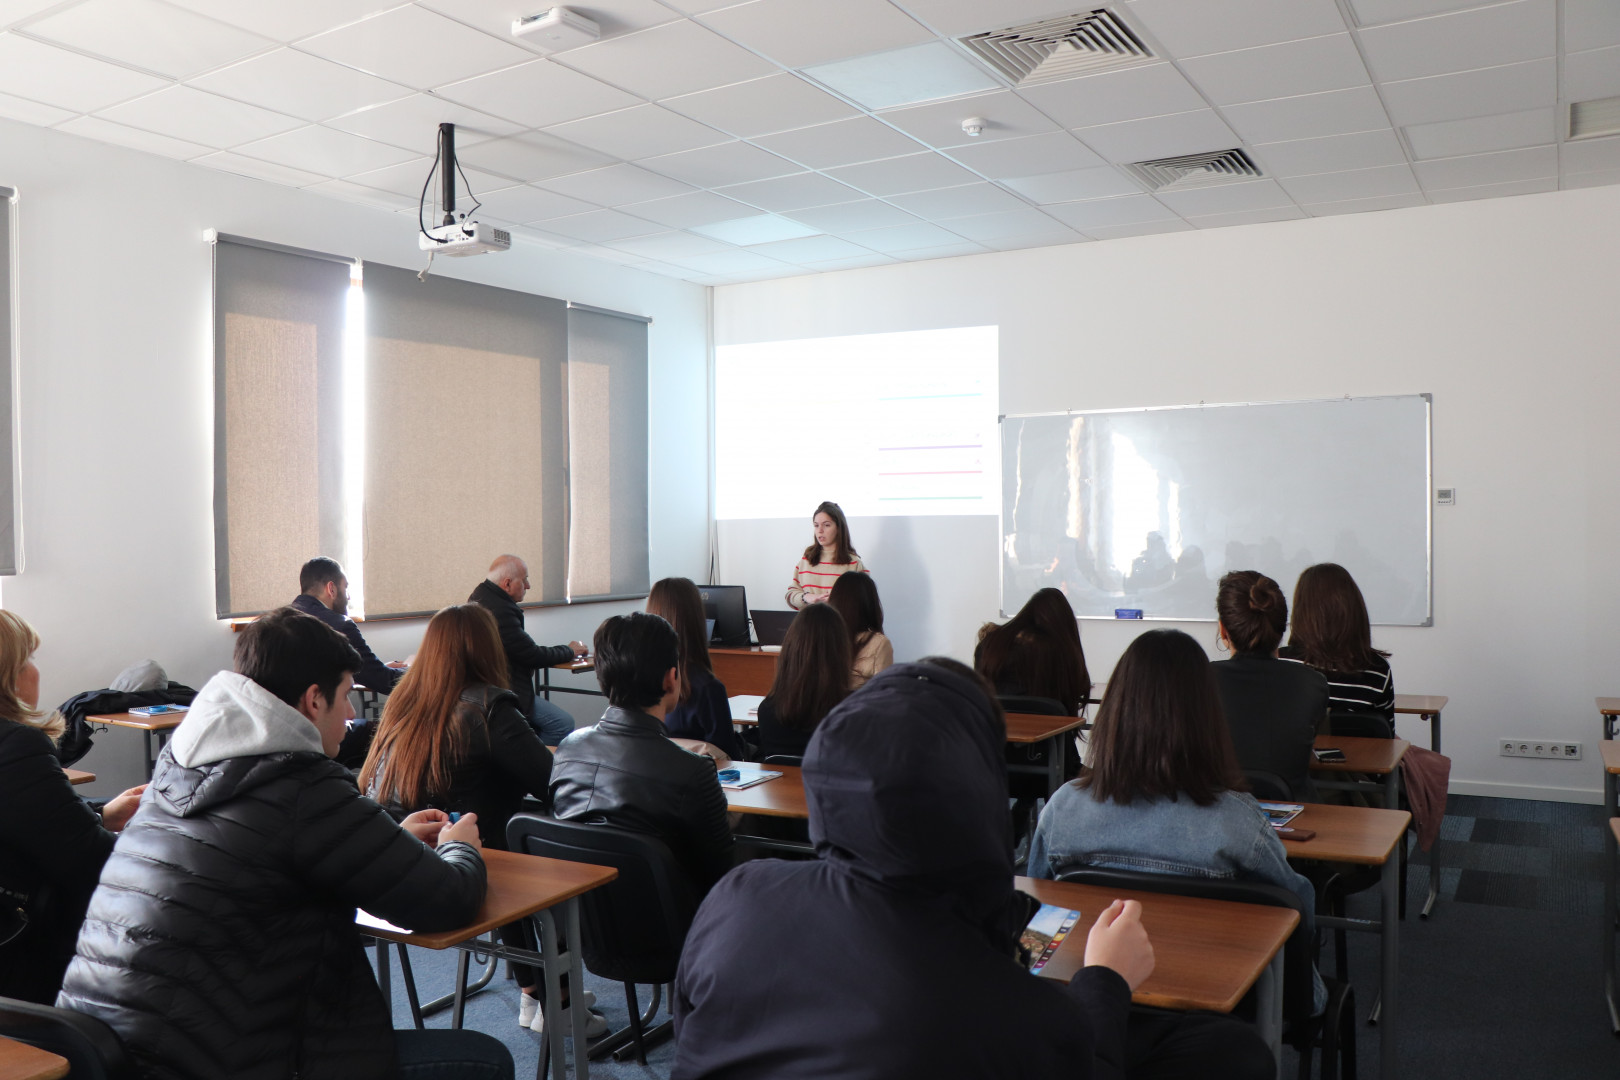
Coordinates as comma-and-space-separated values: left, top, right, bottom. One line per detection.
0, 996, 138, 1080
999, 695, 1076, 848
1056, 867, 1356, 1080
998, 694, 1067, 717
1328, 710, 1394, 740
1244, 769, 1296, 802
506, 815, 698, 1065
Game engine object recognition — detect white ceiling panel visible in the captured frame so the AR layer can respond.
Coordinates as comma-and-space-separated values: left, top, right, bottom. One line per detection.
1565, 167, 1620, 188
0, 0, 73, 31
824, 151, 980, 195
1002, 166, 1141, 203
621, 190, 762, 227
878, 91, 1060, 148
0, 33, 168, 113
1041, 194, 1180, 228
943, 131, 1105, 177
98, 84, 302, 146
786, 199, 920, 231
1301, 191, 1426, 215
700, 0, 932, 69
888, 0, 1084, 37
25, 0, 272, 79
237, 124, 419, 177
420, 0, 679, 50
161, 0, 399, 43
1185, 205, 1307, 228
640, 141, 800, 187
802, 41, 999, 110
872, 238, 988, 257
672, 249, 795, 276
887, 182, 1029, 217
1153, 178, 1293, 214
1566, 45, 1620, 103
943, 207, 1068, 241
1277, 162, 1420, 202
460, 183, 597, 223
1075, 109, 1239, 163
0, 89, 73, 126
191, 48, 408, 123
1345, 0, 1496, 28
753, 115, 923, 169
1082, 219, 1193, 240
1252, 127, 1406, 176
305, 178, 419, 211
1127, 0, 1348, 58
1017, 64, 1206, 129
1178, 34, 1372, 106
57, 114, 211, 158
543, 208, 666, 242
1425, 175, 1557, 201
1410, 143, 1558, 188
1357, 0, 1555, 83
192, 149, 327, 186
801, 252, 897, 270
1563, 136, 1620, 174
984, 232, 1084, 251
716, 171, 867, 211
1222, 86, 1392, 144
542, 163, 696, 204
692, 213, 822, 244
664, 74, 857, 138
546, 104, 728, 159
552, 19, 774, 100
347, 157, 512, 197
1566, 0, 1620, 49
1378, 58, 1555, 127
840, 221, 966, 252
457, 131, 616, 181
747, 235, 877, 262
436, 60, 643, 130
297, 6, 534, 90
605, 230, 736, 260
325, 95, 522, 155
1404, 107, 1555, 160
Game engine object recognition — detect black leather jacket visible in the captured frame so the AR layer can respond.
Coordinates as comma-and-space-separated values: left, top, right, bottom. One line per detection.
468, 579, 574, 715
550, 705, 734, 894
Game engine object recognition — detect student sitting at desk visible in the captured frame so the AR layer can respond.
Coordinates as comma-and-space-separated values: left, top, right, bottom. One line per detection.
1280, 562, 1395, 723
291, 556, 404, 766
826, 570, 892, 689
59, 608, 504, 1080
974, 587, 1091, 717
1210, 571, 1329, 800
469, 554, 588, 747
785, 500, 868, 609
673, 658, 1272, 1080
647, 577, 742, 761
756, 603, 851, 761
1028, 628, 1325, 1013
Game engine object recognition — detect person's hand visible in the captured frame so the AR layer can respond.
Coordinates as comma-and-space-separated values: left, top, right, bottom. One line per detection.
569, 640, 588, 657
440, 812, 482, 850
401, 809, 450, 847
1083, 899, 1155, 991
100, 784, 147, 832
386, 660, 408, 670
805, 593, 827, 604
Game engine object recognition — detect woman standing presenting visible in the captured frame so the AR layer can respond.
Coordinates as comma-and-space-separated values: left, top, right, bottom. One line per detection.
786, 501, 868, 610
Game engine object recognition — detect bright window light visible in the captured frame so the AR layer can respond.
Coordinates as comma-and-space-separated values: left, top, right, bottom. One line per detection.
341, 268, 367, 618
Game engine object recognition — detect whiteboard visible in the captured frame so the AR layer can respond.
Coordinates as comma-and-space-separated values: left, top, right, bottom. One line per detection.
1000, 395, 1432, 625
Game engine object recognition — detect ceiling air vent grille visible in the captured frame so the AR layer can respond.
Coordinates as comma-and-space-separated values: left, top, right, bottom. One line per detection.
960, 9, 1154, 86
1569, 95, 1620, 140
1124, 149, 1263, 192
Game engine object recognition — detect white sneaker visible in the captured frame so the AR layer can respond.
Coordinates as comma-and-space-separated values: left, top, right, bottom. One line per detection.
530, 1001, 609, 1039
518, 992, 541, 1029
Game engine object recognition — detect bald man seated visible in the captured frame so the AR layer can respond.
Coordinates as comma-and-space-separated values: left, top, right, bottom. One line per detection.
469, 555, 587, 747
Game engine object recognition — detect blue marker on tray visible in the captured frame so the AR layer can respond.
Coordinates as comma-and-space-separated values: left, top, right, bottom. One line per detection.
1115, 609, 1144, 620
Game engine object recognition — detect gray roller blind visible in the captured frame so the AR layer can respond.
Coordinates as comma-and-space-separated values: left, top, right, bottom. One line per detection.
0, 189, 15, 575
213, 238, 350, 617
566, 306, 649, 602
362, 263, 568, 617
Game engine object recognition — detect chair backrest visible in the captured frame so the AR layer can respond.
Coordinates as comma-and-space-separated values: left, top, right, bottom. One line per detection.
0, 996, 137, 1080
1243, 769, 1295, 802
506, 814, 698, 986
1328, 710, 1393, 739
761, 754, 802, 768
997, 694, 1067, 717
1055, 867, 1316, 1024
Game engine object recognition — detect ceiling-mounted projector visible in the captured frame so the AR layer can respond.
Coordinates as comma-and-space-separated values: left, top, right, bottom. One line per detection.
419, 218, 510, 256
417, 122, 509, 264
512, 7, 600, 52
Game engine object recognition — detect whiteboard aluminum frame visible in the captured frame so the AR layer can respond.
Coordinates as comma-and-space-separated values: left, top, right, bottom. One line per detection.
997, 393, 1433, 626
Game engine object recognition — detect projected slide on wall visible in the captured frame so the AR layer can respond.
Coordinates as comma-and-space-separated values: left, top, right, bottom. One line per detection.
715, 326, 998, 519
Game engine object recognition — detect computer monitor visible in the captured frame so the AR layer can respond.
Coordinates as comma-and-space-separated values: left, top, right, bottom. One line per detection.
699, 584, 750, 647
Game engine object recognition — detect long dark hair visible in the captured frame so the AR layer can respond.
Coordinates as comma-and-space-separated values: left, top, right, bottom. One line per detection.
1286, 563, 1389, 672
646, 577, 713, 705
1216, 570, 1288, 655
974, 587, 1089, 715
802, 500, 856, 566
361, 604, 508, 808
827, 570, 883, 652
1082, 629, 1242, 806
768, 603, 851, 732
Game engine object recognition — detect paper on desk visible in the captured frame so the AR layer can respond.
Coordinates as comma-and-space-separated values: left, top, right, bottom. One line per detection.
356, 909, 410, 935
728, 695, 763, 721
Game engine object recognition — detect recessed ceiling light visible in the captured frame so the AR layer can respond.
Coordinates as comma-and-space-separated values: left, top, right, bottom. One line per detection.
802, 42, 1000, 111
1569, 95, 1620, 141
691, 214, 823, 246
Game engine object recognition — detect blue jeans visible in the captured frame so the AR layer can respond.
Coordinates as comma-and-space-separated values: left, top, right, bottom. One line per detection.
530, 697, 576, 747
394, 1028, 512, 1080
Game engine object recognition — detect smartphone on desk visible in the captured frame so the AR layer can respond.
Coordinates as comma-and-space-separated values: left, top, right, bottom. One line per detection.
1313, 747, 1347, 763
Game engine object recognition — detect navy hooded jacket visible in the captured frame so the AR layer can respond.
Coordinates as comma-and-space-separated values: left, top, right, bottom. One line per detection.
671, 661, 1132, 1080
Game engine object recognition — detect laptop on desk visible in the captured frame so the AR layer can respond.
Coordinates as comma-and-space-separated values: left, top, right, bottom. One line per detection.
750, 609, 797, 648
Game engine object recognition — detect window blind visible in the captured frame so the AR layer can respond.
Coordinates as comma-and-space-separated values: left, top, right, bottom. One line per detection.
212, 237, 350, 617
361, 263, 568, 618
0, 188, 16, 576
566, 306, 649, 602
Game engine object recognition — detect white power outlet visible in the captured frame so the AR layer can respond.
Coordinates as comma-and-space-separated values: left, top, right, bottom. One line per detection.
1499, 739, 1583, 760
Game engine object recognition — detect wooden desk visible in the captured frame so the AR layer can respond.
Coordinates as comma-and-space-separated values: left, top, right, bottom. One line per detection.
63, 767, 95, 786
1310, 734, 1410, 798
1602, 743, 1620, 1032
1005, 712, 1088, 797
711, 647, 778, 696
91, 710, 187, 779
538, 657, 603, 703
0, 1037, 68, 1080
362, 850, 617, 1080
1598, 697, 1620, 741
722, 763, 807, 819
1392, 693, 1447, 753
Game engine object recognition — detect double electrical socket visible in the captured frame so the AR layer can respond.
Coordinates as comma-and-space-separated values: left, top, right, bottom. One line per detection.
1499, 739, 1582, 760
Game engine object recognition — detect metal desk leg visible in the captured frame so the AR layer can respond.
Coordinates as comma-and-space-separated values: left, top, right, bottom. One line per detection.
375, 939, 392, 1009
1606, 766, 1619, 1033
1427, 710, 1441, 755
1380, 835, 1401, 1080
1045, 734, 1064, 798
537, 900, 589, 1080
1255, 950, 1284, 1079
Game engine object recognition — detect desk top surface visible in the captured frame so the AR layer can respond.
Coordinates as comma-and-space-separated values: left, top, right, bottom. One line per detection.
0, 1037, 69, 1080
1016, 876, 1296, 1013
91, 711, 186, 731
1281, 803, 1409, 864
1004, 712, 1088, 743
1310, 734, 1409, 774
724, 763, 808, 818
63, 768, 95, 785
1598, 697, 1620, 716
360, 849, 617, 950
1392, 694, 1447, 713
711, 646, 779, 659
1601, 739, 1620, 775
552, 657, 595, 673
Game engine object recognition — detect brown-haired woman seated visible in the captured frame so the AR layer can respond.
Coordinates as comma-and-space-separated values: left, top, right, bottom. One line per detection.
648, 577, 742, 761
826, 571, 892, 690
756, 604, 852, 761
974, 587, 1090, 717
1280, 562, 1395, 723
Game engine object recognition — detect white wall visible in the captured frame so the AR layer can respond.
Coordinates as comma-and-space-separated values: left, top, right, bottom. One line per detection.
715, 184, 1620, 803
0, 117, 711, 794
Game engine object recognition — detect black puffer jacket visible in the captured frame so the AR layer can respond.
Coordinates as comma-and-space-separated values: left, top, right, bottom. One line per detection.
57, 671, 486, 1080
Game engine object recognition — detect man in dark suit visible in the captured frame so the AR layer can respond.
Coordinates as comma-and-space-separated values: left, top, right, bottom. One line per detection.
469, 554, 587, 746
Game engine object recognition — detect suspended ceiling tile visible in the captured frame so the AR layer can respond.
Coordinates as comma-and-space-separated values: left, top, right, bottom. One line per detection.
1563, 167, 1620, 188
56, 114, 212, 159
192, 149, 328, 186
1566, 45, 1620, 103
1221, 86, 1392, 145
1276, 162, 1421, 202
1179, 34, 1371, 106
1040, 193, 1180, 228
664, 74, 858, 138
983, 231, 1086, 251
436, 60, 643, 130
235, 123, 418, 176
161, 0, 399, 43
883, 239, 991, 258
840, 221, 967, 253
297, 6, 534, 90
943, 206, 1068, 241
1252, 128, 1406, 177
1562, 135, 1620, 174
0, 90, 74, 126
347, 157, 512, 198
784, 199, 921, 231
1356, 0, 1554, 83
456, 131, 616, 182
1184, 205, 1307, 228
1153, 178, 1294, 214
1425, 175, 1557, 202
0, 0, 73, 31
325, 95, 522, 156
1080, 218, 1193, 240
800, 253, 898, 271
824, 151, 981, 196
1001, 166, 1140, 204
1378, 58, 1554, 127
671, 249, 796, 276
1409, 143, 1557, 188
98, 84, 302, 146
25, 0, 272, 79
542, 207, 667, 242
886, 0, 1083, 37
1074, 109, 1239, 164
691, 213, 822, 244
803, 40, 1000, 110
605, 230, 737, 260
551, 19, 774, 100
1017, 64, 1206, 129
305, 178, 421, 210
542, 162, 697, 204
465, 183, 598, 223
419, 0, 679, 52
887, 182, 1030, 218
639, 141, 801, 187
1405, 107, 1555, 160
716, 171, 868, 212
753, 115, 924, 170
1127, 0, 1348, 58
1299, 191, 1427, 216
700, 0, 932, 69
623, 189, 766, 228
878, 90, 1060, 149
190, 48, 408, 123
1565, 0, 1620, 50
746, 234, 877, 263
1345, 0, 1497, 27
943, 131, 1105, 178
0, 33, 168, 113
546, 104, 729, 159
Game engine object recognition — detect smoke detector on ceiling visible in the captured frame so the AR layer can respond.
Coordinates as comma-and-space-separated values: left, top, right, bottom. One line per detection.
1123, 149, 1264, 192
961, 116, 987, 137
959, 9, 1154, 87
512, 6, 600, 52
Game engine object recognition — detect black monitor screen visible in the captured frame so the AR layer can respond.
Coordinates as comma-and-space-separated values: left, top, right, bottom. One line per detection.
699, 585, 750, 647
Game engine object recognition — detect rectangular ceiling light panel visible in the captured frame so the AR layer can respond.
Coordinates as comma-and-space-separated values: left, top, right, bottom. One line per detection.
960, 8, 1154, 87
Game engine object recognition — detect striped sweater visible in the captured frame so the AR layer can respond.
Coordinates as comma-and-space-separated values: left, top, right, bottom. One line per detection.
1279, 647, 1394, 719
785, 554, 868, 609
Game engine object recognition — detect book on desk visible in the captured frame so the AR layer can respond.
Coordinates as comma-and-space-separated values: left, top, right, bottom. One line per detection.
718, 766, 781, 790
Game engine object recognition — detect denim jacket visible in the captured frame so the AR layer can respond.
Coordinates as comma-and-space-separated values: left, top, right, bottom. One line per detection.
1028, 783, 1326, 1013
